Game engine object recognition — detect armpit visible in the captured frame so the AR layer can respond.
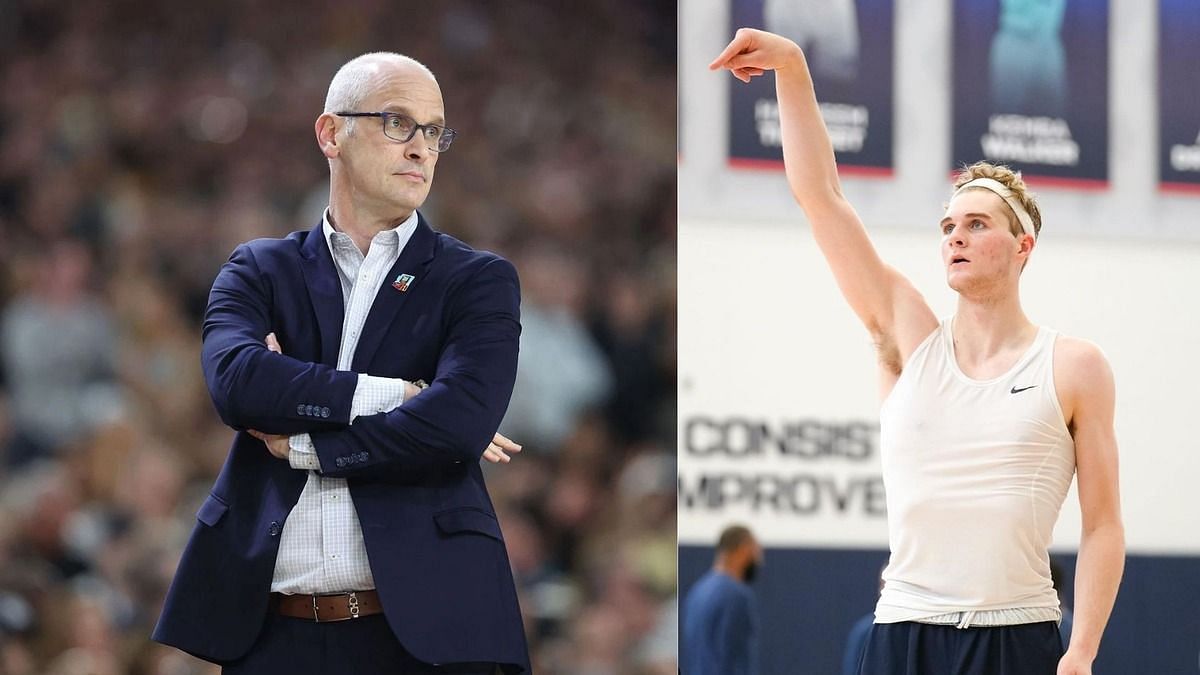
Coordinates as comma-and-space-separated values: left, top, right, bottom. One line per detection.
873, 331, 903, 376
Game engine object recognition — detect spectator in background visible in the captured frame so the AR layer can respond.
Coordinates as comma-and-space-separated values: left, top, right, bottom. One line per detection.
681, 524, 763, 675
842, 566, 886, 675
504, 243, 613, 451
1, 240, 123, 467
842, 611, 874, 675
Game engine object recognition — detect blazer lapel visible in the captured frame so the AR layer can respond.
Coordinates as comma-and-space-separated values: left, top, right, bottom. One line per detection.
350, 215, 438, 372
299, 221, 345, 367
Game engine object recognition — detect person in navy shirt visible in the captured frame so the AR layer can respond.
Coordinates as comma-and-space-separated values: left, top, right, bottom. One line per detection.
681, 525, 764, 675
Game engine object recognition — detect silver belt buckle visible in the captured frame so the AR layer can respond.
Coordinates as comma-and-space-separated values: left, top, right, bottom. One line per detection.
348, 591, 360, 619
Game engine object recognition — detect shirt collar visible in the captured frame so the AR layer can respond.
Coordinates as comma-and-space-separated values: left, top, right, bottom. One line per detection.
322, 209, 419, 254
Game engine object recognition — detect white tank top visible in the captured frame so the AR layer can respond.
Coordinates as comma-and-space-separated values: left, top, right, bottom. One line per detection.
874, 319, 1075, 626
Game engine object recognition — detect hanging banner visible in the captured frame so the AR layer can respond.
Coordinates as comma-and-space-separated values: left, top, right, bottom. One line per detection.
727, 0, 895, 176
951, 0, 1109, 188
1160, 0, 1200, 193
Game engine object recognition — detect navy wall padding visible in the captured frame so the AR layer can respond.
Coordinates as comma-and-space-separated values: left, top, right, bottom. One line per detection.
679, 546, 1200, 674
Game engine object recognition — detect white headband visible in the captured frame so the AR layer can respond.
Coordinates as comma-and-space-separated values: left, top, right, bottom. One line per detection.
952, 177, 1037, 239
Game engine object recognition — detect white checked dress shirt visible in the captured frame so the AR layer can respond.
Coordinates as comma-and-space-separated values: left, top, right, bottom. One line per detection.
270, 210, 419, 594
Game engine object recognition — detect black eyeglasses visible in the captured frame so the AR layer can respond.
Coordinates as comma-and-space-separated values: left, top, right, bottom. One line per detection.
335, 111, 456, 152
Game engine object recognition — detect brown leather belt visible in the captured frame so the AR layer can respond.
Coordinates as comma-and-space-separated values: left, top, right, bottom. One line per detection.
269, 591, 383, 622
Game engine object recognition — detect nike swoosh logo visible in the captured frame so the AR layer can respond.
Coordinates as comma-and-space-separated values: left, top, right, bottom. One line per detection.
1010, 385, 1038, 394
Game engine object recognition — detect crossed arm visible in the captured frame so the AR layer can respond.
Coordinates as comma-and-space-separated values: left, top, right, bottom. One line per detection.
247, 332, 521, 466
203, 244, 523, 474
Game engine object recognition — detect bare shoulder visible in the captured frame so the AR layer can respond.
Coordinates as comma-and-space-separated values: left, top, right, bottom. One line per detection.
1053, 334, 1115, 428
1054, 335, 1113, 387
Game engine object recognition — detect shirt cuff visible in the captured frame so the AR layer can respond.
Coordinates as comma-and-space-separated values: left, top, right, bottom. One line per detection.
350, 374, 408, 422
288, 434, 321, 471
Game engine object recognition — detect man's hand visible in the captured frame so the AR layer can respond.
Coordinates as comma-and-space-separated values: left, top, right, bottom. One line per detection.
709, 27, 803, 82
248, 429, 290, 460
483, 433, 522, 464
1057, 650, 1092, 675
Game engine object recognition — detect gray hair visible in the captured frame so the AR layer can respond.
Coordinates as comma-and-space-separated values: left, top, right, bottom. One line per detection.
323, 52, 436, 133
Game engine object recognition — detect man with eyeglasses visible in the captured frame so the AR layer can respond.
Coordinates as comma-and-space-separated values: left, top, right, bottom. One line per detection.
153, 53, 530, 675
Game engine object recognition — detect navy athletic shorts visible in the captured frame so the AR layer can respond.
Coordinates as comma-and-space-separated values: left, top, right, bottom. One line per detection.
857, 621, 1064, 675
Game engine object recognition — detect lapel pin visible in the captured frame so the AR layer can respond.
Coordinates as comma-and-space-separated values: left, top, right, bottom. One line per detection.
392, 273, 416, 292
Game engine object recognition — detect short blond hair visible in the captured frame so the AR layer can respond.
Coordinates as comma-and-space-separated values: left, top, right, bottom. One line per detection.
952, 161, 1042, 238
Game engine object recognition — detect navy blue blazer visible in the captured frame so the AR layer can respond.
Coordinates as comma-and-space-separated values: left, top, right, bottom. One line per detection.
152, 214, 530, 673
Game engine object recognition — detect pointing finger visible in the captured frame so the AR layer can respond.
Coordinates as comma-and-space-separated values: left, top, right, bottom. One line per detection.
708, 31, 752, 70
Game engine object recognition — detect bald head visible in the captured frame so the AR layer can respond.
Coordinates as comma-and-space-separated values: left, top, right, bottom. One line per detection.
316, 51, 444, 230
324, 52, 439, 118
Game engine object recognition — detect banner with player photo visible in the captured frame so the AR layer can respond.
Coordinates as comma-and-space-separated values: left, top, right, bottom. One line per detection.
951, 0, 1109, 187
727, 0, 894, 176
1159, 0, 1200, 193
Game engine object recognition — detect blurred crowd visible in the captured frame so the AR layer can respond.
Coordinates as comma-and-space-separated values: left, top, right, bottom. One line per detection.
0, 1, 677, 673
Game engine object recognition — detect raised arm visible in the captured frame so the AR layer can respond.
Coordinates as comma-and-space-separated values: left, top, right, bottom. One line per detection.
711, 29, 936, 371
1056, 339, 1124, 675
201, 244, 359, 433
308, 258, 522, 477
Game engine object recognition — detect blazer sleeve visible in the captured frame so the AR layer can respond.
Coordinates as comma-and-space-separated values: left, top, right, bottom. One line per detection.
201, 243, 358, 433
309, 257, 521, 476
